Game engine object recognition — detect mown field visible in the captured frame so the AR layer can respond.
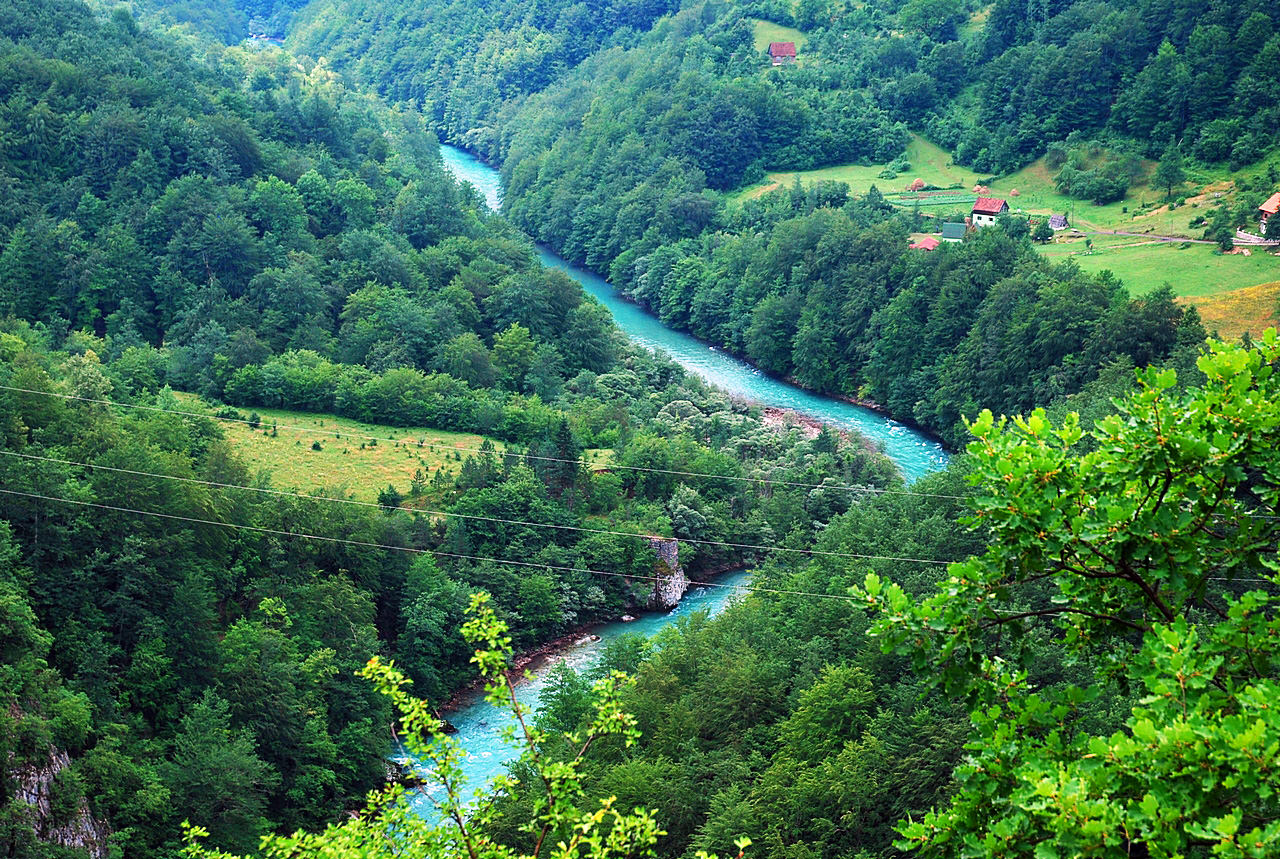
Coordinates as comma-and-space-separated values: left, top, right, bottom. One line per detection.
174, 395, 503, 502
173, 395, 611, 503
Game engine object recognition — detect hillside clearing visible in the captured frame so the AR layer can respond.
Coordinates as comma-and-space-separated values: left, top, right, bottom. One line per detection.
751, 19, 807, 54
172, 396, 615, 503
172, 396, 505, 502
731, 134, 982, 202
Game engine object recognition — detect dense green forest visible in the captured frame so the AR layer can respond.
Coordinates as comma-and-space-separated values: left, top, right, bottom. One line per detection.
3, 0, 1278, 856
0, 1, 916, 855
179, 334, 1280, 859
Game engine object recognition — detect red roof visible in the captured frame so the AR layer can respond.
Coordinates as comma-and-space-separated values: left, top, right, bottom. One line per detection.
1260, 192, 1280, 215
909, 236, 941, 251
768, 41, 797, 58
972, 197, 1008, 215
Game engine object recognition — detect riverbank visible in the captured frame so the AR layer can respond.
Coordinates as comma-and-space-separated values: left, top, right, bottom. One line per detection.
443, 143, 949, 480
436, 622, 601, 713
437, 565, 750, 713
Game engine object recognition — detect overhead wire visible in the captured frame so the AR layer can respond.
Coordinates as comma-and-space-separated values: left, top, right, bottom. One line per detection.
2, 486, 1272, 604
0, 486, 872, 603
0, 449, 952, 564
0, 383, 966, 500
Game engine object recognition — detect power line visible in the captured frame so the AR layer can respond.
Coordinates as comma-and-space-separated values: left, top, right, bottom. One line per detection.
0, 449, 952, 564
3, 486, 1272, 609
0, 486, 873, 603
0, 384, 966, 500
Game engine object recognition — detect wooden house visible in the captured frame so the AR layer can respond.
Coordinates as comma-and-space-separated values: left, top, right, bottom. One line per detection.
768, 42, 797, 65
909, 236, 941, 251
1049, 213, 1069, 231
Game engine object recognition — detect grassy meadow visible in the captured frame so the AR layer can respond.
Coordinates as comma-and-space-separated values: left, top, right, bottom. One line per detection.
1180, 280, 1280, 341
751, 19, 808, 54
174, 395, 614, 504
175, 395, 503, 502
732, 134, 984, 202
1035, 233, 1280, 298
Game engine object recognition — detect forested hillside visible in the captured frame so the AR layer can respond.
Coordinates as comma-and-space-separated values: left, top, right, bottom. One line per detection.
178, 335, 1280, 859
288, 0, 687, 154
281, 0, 1270, 441
4, 0, 1278, 855
0, 0, 921, 854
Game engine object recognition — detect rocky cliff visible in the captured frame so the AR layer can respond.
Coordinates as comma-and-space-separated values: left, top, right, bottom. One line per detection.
10, 746, 111, 859
646, 536, 688, 610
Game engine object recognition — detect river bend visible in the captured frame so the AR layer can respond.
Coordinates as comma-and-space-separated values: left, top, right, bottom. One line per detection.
400, 145, 952, 821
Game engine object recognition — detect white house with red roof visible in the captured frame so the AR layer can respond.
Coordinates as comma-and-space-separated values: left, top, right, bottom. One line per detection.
1259, 192, 1280, 234
971, 197, 1009, 228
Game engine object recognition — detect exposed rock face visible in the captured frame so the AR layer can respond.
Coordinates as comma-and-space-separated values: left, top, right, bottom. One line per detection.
646, 536, 688, 610
11, 747, 111, 859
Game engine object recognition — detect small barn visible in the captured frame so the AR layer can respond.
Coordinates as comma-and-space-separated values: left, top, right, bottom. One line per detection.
971, 197, 1009, 228
909, 236, 941, 251
1049, 213, 1069, 231
1259, 192, 1280, 234
768, 41, 797, 65
940, 222, 967, 242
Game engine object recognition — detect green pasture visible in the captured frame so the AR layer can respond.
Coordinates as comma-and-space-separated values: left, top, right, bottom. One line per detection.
731, 134, 984, 202
173, 396, 616, 503
984, 158, 1187, 234
1034, 235, 1280, 298
731, 143, 1239, 237
173, 395, 504, 502
752, 19, 808, 54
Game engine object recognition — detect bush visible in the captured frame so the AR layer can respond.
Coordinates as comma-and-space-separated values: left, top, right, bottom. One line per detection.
377, 484, 403, 509
311, 440, 322, 451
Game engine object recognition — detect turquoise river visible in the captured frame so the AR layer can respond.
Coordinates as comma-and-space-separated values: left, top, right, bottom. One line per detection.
397, 145, 951, 820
